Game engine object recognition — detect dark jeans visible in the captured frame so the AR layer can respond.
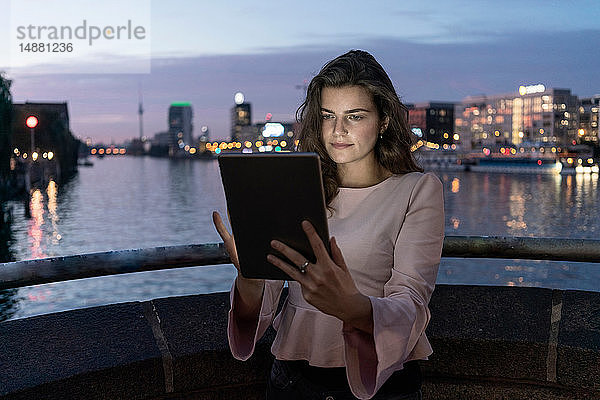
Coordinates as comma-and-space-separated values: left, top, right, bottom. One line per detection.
266, 359, 422, 400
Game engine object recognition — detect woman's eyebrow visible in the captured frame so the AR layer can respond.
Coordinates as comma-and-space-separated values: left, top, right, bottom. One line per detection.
320, 107, 372, 114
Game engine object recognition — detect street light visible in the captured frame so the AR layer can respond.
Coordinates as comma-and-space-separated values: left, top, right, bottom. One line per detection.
26, 115, 38, 160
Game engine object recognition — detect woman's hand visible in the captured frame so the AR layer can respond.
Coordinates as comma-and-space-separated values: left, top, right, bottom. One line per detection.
212, 211, 264, 320
212, 210, 264, 286
212, 210, 241, 272
267, 220, 373, 333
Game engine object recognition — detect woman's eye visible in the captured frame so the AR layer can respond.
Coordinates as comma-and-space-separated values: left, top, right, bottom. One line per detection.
347, 114, 363, 121
321, 114, 334, 120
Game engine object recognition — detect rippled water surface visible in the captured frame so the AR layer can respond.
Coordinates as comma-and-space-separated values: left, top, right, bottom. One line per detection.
1, 156, 599, 321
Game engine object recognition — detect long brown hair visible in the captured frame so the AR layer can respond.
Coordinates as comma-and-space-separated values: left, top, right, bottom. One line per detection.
296, 50, 423, 209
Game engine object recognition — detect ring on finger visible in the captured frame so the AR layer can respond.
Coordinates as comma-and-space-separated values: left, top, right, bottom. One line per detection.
299, 260, 310, 274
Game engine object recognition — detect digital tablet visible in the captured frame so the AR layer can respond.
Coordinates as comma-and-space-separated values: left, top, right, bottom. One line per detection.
218, 152, 331, 280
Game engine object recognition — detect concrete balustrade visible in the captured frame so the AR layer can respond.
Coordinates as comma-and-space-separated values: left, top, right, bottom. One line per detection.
0, 284, 598, 399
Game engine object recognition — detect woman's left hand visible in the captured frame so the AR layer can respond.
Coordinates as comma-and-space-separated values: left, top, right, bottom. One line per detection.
267, 220, 372, 331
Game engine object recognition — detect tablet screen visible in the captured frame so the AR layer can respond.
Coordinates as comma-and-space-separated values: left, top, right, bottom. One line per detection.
218, 152, 330, 280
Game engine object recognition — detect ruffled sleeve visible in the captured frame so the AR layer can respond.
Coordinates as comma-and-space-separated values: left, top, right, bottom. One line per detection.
342, 172, 445, 399
228, 279, 285, 360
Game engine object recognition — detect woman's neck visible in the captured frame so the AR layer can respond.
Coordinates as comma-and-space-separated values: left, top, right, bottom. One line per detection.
337, 163, 393, 188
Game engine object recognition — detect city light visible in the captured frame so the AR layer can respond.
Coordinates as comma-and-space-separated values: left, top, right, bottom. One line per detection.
26, 115, 38, 128
234, 92, 244, 105
262, 122, 284, 137
519, 84, 545, 95
555, 162, 563, 173
411, 127, 423, 137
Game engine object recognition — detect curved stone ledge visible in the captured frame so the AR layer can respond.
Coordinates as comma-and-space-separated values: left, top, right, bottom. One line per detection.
0, 285, 598, 399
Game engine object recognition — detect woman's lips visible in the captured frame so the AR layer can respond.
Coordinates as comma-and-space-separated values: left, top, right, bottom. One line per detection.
332, 143, 353, 149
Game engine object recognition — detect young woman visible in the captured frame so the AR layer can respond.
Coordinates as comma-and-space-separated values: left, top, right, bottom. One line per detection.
213, 50, 444, 400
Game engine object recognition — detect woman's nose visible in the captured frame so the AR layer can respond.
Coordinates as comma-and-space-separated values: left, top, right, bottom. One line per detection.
333, 117, 347, 136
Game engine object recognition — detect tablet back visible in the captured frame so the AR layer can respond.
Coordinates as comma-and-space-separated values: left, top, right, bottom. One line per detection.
218, 152, 330, 280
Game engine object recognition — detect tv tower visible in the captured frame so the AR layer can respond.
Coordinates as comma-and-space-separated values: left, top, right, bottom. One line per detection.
138, 84, 144, 140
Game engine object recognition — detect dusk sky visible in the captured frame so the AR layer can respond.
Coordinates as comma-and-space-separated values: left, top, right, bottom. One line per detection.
1, 0, 599, 143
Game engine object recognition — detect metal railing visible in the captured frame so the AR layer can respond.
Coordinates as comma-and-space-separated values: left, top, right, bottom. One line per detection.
1, 236, 599, 290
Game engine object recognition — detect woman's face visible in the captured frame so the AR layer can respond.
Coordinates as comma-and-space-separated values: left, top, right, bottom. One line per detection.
320, 85, 386, 172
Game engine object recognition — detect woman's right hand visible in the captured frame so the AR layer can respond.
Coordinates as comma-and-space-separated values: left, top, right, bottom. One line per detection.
212, 211, 264, 283
212, 210, 241, 272
212, 211, 264, 317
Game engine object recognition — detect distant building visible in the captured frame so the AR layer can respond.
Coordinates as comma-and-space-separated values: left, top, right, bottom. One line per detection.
231, 91, 252, 142
231, 102, 252, 141
407, 102, 455, 146
168, 102, 193, 150
153, 131, 171, 146
455, 85, 580, 149
0, 74, 11, 181
454, 95, 513, 151
578, 96, 600, 144
514, 88, 578, 147
11, 101, 79, 180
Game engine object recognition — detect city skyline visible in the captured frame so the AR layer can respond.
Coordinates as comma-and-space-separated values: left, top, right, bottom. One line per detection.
2, 0, 599, 142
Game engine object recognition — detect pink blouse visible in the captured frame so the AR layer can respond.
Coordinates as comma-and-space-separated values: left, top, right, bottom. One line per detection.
228, 172, 445, 399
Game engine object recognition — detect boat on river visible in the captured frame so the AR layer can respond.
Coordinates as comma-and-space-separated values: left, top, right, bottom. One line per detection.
418, 144, 599, 174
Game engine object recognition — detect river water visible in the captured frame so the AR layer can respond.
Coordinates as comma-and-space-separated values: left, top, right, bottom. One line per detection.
1, 156, 599, 321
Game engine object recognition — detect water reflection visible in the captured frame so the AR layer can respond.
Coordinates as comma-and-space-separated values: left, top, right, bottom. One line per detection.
0, 202, 17, 322
440, 258, 600, 292
507, 190, 527, 234
2, 159, 599, 321
47, 180, 61, 245
451, 178, 460, 193
28, 189, 47, 259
